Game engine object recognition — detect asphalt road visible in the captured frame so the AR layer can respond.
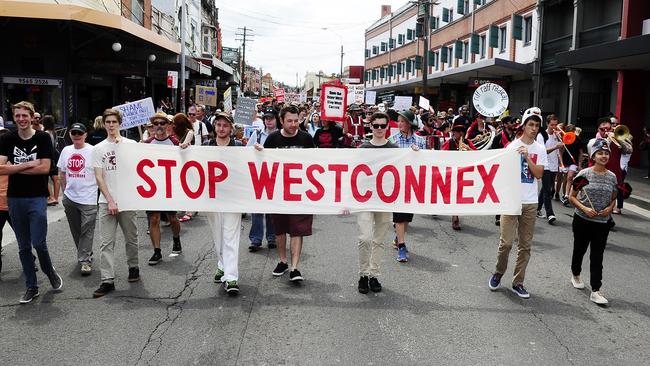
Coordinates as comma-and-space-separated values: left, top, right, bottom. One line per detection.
0, 200, 649, 365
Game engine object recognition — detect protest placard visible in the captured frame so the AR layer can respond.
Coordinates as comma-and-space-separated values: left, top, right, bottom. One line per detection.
346, 85, 364, 105
319, 82, 348, 122
393, 96, 412, 111
115, 144, 521, 215
196, 85, 217, 106
365, 90, 377, 105
234, 97, 257, 125
274, 88, 285, 102
419, 96, 430, 111
113, 97, 156, 129
299, 91, 308, 103
223, 87, 232, 112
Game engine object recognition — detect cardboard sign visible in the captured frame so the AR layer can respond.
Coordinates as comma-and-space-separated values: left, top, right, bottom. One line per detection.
319, 83, 348, 122
419, 96, 430, 111
365, 90, 377, 105
115, 144, 522, 215
196, 85, 217, 107
346, 85, 365, 105
223, 87, 232, 113
274, 88, 285, 102
393, 96, 413, 111
113, 97, 156, 129
234, 97, 257, 126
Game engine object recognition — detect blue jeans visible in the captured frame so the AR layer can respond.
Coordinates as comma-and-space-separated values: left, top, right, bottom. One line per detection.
8, 197, 55, 289
248, 213, 275, 245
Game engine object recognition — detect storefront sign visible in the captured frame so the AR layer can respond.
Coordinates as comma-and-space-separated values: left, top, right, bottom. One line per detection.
195, 85, 217, 106
114, 143, 522, 215
467, 78, 507, 88
320, 82, 348, 122
3, 77, 63, 87
113, 97, 156, 129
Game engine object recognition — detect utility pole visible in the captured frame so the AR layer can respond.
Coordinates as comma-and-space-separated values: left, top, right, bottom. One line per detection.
236, 26, 254, 92
421, 0, 429, 102
340, 45, 344, 80
179, 0, 186, 112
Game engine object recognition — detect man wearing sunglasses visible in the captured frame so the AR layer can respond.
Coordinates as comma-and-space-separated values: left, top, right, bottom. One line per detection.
355, 112, 397, 294
143, 112, 182, 265
58, 123, 97, 276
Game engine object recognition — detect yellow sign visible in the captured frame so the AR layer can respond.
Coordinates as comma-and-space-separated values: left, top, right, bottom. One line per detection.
195, 85, 217, 106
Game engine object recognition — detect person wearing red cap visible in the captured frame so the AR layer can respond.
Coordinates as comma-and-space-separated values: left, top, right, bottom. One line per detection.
441, 119, 476, 230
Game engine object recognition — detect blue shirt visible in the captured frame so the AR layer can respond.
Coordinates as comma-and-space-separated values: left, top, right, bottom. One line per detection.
389, 132, 427, 149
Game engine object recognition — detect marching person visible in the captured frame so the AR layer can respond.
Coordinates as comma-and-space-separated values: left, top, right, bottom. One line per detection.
313, 116, 343, 148
536, 114, 563, 224
441, 120, 476, 230
0, 128, 13, 274
92, 108, 140, 298
388, 110, 425, 262
569, 139, 618, 305
490, 115, 518, 226
143, 113, 182, 265
246, 108, 279, 252
356, 111, 397, 293
207, 112, 243, 294
256, 105, 315, 282
342, 103, 365, 148
58, 123, 97, 275
174, 113, 196, 223
560, 124, 584, 207
489, 108, 547, 299
0, 101, 62, 304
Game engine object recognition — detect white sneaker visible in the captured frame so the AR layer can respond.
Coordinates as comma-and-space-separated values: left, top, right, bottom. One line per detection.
547, 215, 556, 225
590, 290, 609, 305
571, 275, 585, 289
536, 210, 546, 219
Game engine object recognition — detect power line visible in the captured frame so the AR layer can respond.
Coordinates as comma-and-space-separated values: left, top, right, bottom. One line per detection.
235, 27, 255, 91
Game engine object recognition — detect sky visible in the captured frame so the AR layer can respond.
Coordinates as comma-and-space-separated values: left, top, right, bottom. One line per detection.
218, 0, 409, 87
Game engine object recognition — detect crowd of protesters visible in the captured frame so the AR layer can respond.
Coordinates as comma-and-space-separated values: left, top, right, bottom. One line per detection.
0, 97, 638, 307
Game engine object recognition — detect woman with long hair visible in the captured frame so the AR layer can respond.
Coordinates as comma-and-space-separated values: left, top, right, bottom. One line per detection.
172, 113, 195, 149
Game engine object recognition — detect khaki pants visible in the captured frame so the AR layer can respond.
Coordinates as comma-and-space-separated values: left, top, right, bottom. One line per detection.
495, 204, 537, 286
357, 211, 391, 277
98, 203, 139, 283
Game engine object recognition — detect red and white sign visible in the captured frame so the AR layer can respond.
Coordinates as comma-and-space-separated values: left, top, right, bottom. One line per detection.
167, 71, 178, 89
67, 153, 85, 173
273, 88, 285, 102
115, 144, 522, 215
320, 82, 348, 122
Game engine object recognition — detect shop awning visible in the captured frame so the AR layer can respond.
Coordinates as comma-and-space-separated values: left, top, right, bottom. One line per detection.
555, 34, 650, 70
0, 0, 180, 54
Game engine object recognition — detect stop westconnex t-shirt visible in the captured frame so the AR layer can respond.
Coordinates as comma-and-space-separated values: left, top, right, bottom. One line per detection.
57, 144, 97, 205
0, 130, 54, 197
264, 130, 314, 149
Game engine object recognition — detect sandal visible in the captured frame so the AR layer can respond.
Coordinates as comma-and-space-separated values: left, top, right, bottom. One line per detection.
179, 214, 193, 222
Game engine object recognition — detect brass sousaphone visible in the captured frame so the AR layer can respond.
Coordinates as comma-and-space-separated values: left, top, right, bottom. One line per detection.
471, 83, 509, 149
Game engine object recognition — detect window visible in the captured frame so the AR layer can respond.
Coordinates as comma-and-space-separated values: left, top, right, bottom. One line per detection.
499, 26, 507, 53
449, 8, 454, 22
480, 34, 486, 58
463, 41, 469, 63
402, 61, 406, 77
464, 0, 470, 14
524, 16, 533, 45
131, 0, 144, 25
434, 51, 439, 70
448, 46, 453, 67
202, 27, 211, 55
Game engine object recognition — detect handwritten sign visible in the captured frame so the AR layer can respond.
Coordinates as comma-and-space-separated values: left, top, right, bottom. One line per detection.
196, 85, 217, 106
234, 97, 257, 126
113, 97, 156, 129
223, 87, 232, 113
320, 83, 348, 122
393, 96, 413, 111
365, 90, 377, 105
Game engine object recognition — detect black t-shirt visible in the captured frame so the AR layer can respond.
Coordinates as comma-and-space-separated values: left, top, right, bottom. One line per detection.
264, 130, 314, 149
313, 126, 343, 148
86, 128, 107, 146
0, 130, 54, 197
359, 141, 398, 148
563, 137, 583, 165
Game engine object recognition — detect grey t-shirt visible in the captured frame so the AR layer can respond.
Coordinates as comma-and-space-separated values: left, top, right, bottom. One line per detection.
574, 167, 617, 223
359, 141, 398, 149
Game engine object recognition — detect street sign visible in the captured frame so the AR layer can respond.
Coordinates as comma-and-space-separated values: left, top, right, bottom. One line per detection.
167, 71, 178, 89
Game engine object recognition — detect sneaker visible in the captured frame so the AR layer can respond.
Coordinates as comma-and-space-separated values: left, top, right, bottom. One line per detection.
358, 276, 369, 294
396, 245, 408, 262
612, 208, 621, 215
148, 251, 162, 265
272, 262, 289, 276
369, 277, 382, 293
224, 280, 240, 294
488, 273, 502, 290
93, 282, 115, 298
267, 241, 277, 249
590, 290, 609, 305
536, 210, 547, 219
248, 242, 262, 252
171, 238, 182, 254
495, 217, 500, 226
19, 288, 39, 304
128, 267, 140, 282
562, 196, 571, 207
571, 275, 585, 289
80, 263, 92, 276
547, 215, 557, 225
511, 284, 530, 299
48, 270, 63, 291
289, 269, 303, 282
214, 269, 225, 283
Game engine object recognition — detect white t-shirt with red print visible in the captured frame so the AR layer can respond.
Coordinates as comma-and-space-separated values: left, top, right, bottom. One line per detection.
58, 143, 97, 205
507, 138, 548, 204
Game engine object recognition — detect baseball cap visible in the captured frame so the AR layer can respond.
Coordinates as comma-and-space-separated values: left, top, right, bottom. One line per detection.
520, 107, 542, 127
263, 108, 277, 118
69, 123, 87, 133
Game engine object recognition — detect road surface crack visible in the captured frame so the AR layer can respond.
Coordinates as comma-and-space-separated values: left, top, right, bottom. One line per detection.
531, 310, 576, 365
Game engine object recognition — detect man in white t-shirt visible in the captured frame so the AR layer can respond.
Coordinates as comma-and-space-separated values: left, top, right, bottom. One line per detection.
58, 123, 97, 276
536, 114, 563, 224
188, 105, 208, 145
91, 108, 139, 298
489, 108, 548, 299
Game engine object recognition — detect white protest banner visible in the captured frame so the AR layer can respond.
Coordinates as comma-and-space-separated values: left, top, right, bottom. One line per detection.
223, 87, 232, 112
113, 97, 156, 129
234, 97, 257, 125
285, 92, 300, 104
419, 96, 430, 111
319, 82, 348, 122
365, 90, 377, 105
115, 144, 522, 215
393, 96, 412, 111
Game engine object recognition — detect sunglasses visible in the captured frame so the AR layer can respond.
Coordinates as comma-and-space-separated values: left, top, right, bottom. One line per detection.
599, 127, 610, 132
372, 123, 388, 129
70, 130, 85, 136
152, 121, 168, 126
188, 113, 196, 116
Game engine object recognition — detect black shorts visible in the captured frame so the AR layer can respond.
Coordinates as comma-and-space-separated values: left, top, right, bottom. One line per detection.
146, 211, 177, 217
393, 212, 414, 223
272, 214, 313, 237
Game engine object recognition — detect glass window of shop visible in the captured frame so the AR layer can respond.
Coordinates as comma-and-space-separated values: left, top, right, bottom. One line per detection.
1, 77, 64, 126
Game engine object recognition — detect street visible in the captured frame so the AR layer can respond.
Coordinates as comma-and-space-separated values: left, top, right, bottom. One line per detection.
1, 193, 649, 365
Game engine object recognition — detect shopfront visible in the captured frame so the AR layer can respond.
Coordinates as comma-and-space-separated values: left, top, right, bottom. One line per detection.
1, 76, 65, 126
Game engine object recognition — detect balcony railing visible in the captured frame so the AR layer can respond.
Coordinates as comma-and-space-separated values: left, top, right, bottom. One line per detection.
579, 21, 621, 48
541, 34, 572, 72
